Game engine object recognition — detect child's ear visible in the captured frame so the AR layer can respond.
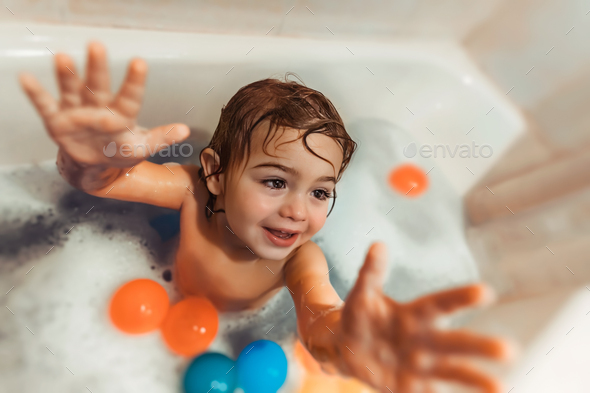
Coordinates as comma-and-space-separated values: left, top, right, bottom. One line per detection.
200, 148, 224, 195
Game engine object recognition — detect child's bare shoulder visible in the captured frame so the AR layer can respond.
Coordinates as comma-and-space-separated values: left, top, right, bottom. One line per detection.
173, 163, 206, 208
186, 164, 205, 191
292, 240, 323, 257
284, 240, 329, 278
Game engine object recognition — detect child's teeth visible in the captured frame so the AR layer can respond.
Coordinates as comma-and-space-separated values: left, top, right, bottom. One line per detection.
268, 228, 292, 238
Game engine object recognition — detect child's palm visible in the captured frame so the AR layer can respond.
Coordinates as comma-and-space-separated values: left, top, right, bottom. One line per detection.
19, 41, 188, 167
338, 243, 513, 393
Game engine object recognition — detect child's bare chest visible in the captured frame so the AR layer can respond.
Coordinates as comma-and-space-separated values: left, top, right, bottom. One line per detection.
173, 192, 286, 312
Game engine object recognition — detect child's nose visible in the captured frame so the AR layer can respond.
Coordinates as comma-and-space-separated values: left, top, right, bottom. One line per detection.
279, 193, 307, 221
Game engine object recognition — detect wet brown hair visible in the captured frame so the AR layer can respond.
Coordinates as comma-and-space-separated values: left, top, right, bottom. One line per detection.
198, 72, 357, 220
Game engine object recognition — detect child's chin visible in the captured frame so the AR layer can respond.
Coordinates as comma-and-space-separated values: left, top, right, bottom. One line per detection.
257, 245, 293, 261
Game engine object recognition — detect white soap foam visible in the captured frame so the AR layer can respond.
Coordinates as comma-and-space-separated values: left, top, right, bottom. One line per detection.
0, 161, 301, 393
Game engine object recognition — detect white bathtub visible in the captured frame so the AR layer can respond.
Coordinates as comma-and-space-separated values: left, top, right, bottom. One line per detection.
1, 21, 542, 393
0, 21, 524, 196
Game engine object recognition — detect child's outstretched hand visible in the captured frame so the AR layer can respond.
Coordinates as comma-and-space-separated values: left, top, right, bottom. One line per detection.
335, 242, 514, 393
18, 41, 189, 168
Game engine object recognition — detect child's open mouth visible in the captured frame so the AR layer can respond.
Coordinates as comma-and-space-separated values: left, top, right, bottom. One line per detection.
263, 227, 299, 247
265, 227, 293, 238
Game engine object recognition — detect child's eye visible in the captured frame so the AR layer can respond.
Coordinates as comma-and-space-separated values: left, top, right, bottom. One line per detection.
263, 179, 286, 190
313, 189, 333, 201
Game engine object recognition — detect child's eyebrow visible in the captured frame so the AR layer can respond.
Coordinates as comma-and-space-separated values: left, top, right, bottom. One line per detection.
253, 162, 336, 183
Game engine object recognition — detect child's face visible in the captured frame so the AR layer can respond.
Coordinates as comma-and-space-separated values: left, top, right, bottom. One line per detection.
222, 122, 344, 261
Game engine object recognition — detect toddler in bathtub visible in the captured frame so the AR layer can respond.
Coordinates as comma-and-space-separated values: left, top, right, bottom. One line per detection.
19, 41, 514, 393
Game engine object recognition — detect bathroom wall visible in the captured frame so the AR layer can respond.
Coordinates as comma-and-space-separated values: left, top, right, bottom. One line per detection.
464, 0, 590, 156
1, 0, 504, 41
462, 0, 590, 301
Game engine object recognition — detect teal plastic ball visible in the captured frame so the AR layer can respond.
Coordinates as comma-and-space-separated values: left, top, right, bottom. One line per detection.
183, 352, 237, 393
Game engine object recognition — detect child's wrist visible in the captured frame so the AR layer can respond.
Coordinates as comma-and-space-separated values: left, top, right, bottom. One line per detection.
302, 304, 346, 373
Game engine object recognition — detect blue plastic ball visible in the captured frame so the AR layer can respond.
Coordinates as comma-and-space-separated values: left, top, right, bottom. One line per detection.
183, 352, 237, 393
236, 340, 288, 393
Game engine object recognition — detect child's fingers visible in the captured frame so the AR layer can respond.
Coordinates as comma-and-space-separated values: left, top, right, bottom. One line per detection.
146, 123, 191, 150
422, 330, 515, 361
82, 41, 112, 107
353, 242, 389, 296
55, 53, 82, 109
409, 284, 495, 319
341, 242, 389, 334
345, 243, 387, 316
426, 359, 503, 393
112, 58, 148, 119
18, 72, 59, 120
393, 371, 418, 393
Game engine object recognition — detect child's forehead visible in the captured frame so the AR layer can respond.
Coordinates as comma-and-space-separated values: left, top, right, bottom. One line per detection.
251, 120, 341, 154
245, 120, 344, 171
250, 122, 303, 155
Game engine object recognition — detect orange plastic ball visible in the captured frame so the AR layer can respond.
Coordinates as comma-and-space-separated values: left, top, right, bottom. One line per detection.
388, 163, 429, 197
109, 278, 170, 334
160, 297, 219, 357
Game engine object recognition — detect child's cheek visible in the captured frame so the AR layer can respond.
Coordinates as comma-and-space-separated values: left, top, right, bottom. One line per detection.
309, 211, 327, 234
240, 186, 277, 221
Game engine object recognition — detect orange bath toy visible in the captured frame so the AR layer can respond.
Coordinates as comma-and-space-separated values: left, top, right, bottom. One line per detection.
388, 163, 429, 197
109, 278, 170, 334
160, 297, 219, 357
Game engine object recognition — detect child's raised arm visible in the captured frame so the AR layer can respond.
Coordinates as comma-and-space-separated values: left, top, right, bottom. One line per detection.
19, 41, 195, 210
284, 241, 515, 393
284, 241, 345, 371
